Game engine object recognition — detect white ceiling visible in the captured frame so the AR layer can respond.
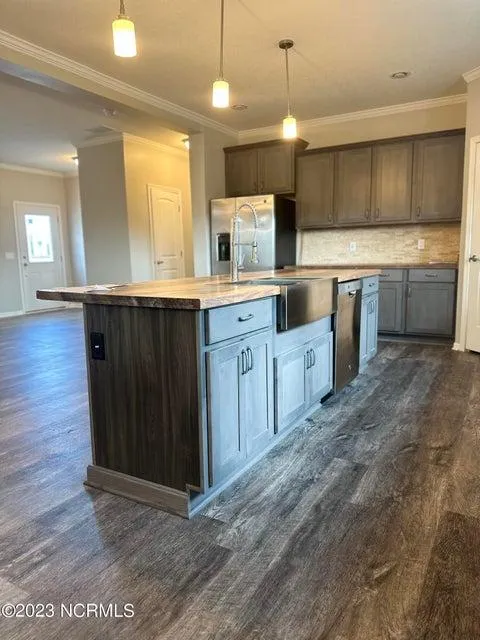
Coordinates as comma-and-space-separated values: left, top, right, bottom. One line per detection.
0, 0, 479, 131
0, 73, 187, 172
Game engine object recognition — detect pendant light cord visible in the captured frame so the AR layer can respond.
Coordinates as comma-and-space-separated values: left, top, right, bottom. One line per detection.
119, 0, 126, 16
284, 48, 291, 117
219, 0, 225, 79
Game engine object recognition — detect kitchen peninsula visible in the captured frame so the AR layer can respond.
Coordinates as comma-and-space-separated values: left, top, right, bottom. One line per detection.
38, 268, 380, 517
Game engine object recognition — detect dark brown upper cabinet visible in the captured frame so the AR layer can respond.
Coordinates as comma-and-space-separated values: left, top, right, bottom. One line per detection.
225, 147, 258, 197
372, 140, 414, 224
412, 134, 465, 222
224, 139, 308, 198
296, 152, 335, 228
295, 129, 464, 230
335, 147, 373, 225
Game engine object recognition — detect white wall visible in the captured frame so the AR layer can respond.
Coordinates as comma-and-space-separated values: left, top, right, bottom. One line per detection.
0, 166, 71, 314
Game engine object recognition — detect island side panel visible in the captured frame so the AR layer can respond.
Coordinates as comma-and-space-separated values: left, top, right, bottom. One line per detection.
83, 304, 202, 492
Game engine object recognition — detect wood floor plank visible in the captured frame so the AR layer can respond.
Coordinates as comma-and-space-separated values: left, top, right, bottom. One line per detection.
1, 311, 480, 639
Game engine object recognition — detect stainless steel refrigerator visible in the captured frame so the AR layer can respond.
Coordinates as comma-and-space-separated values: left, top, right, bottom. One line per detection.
210, 194, 296, 275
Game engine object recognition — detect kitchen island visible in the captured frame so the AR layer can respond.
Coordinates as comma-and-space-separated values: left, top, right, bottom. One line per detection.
38, 268, 380, 517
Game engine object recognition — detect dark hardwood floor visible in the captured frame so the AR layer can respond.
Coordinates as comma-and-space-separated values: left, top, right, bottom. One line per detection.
1, 309, 480, 640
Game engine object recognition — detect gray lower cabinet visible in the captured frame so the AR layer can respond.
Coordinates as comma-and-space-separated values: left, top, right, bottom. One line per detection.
378, 268, 457, 337
378, 282, 405, 333
275, 332, 333, 432
206, 330, 273, 486
405, 283, 455, 336
360, 293, 379, 369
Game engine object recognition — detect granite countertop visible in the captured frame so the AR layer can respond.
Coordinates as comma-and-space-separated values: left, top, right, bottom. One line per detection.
296, 263, 458, 270
36, 267, 381, 310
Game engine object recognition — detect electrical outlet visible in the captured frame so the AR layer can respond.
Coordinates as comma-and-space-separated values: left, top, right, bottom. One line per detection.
349, 242, 357, 253
417, 239, 425, 250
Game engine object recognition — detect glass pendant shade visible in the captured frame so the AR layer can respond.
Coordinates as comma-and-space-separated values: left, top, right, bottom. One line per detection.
112, 17, 137, 57
283, 115, 297, 139
212, 79, 230, 108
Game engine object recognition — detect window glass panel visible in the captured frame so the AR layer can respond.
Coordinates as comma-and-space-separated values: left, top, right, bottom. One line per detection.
24, 215, 54, 263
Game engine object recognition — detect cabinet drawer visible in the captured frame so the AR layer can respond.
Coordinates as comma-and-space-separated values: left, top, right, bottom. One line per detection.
362, 276, 379, 294
206, 298, 273, 345
379, 269, 404, 282
408, 268, 456, 283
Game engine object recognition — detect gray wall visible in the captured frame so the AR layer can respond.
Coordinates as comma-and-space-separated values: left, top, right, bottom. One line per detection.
189, 129, 237, 276
77, 141, 132, 285
0, 167, 71, 314
65, 175, 86, 285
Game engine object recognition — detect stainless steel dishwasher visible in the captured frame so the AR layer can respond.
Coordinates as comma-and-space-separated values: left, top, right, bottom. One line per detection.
335, 280, 362, 392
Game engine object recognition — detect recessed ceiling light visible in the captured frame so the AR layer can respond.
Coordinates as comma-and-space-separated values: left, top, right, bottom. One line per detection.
231, 104, 248, 111
72, 156, 79, 166
182, 138, 190, 150
390, 71, 412, 80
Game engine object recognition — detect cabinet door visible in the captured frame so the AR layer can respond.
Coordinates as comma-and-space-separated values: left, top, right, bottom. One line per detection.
412, 134, 464, 222
359, 295, 370, 368
296, 152, 335, 228
378, 282, 405, 333
308, 333, 334, 405
366, 294, 379, 359
243, 332, 274, 457
274, 344, 309, 432
335, 147, 373, 225
225, 149, 259, 197
206, 342, 246, 486
405, 283, 455, 336
372, 141, 413, 224
258, 144, 295, 194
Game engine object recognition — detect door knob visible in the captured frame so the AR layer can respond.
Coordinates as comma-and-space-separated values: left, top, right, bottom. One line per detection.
469, 255, 479, 262
156, 260, 164, 265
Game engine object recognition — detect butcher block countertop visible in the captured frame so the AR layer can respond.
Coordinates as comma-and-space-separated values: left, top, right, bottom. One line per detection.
37, 268, 381, 311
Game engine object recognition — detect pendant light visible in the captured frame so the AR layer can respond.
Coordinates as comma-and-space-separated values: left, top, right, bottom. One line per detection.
279, 39, 297, 139
112, 0, 137, 58
212, 0, 229, 108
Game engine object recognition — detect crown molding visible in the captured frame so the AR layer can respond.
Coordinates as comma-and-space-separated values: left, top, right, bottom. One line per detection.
463, 66, 480, 83
0, 29, 238, 138
122, 133, 189, 158
0, 162, 64, 177
239, 94, 467, 140
76, 132, 124, 149
77, 132, 188, 157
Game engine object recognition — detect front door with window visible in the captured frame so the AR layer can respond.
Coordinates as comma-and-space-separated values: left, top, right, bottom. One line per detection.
14, 202, 66, 312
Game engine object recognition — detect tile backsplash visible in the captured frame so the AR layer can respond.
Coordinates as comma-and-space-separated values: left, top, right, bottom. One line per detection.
299, 223, 460, 265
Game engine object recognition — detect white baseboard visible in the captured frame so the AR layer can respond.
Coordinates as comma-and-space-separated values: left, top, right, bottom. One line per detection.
0, 310, 24, 319
452, 342, 463, 351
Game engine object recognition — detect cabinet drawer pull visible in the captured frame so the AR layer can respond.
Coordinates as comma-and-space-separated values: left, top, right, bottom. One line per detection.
310, 348, 316, 367
246, 347, 253, 372
380, 273, 389, 278
407, 285, 412, 298
416, 206, 421, 218
328, 213, 333, 223
238, 313, 254, 322
364, 208, 371, 220
424, 273, 438, 278
241, 349, 247, 375
305, 351, 311, 370
375, 208, 380, 219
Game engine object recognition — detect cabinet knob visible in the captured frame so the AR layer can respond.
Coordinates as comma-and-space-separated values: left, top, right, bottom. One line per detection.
469, 254, 480, 263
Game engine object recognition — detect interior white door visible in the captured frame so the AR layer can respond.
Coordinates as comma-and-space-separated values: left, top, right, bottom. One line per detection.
14, 202, 66, 313
466, 142, 480, 353
148, 186, 185, 280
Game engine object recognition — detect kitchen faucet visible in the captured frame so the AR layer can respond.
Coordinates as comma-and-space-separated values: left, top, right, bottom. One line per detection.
230, 202, 260, 282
